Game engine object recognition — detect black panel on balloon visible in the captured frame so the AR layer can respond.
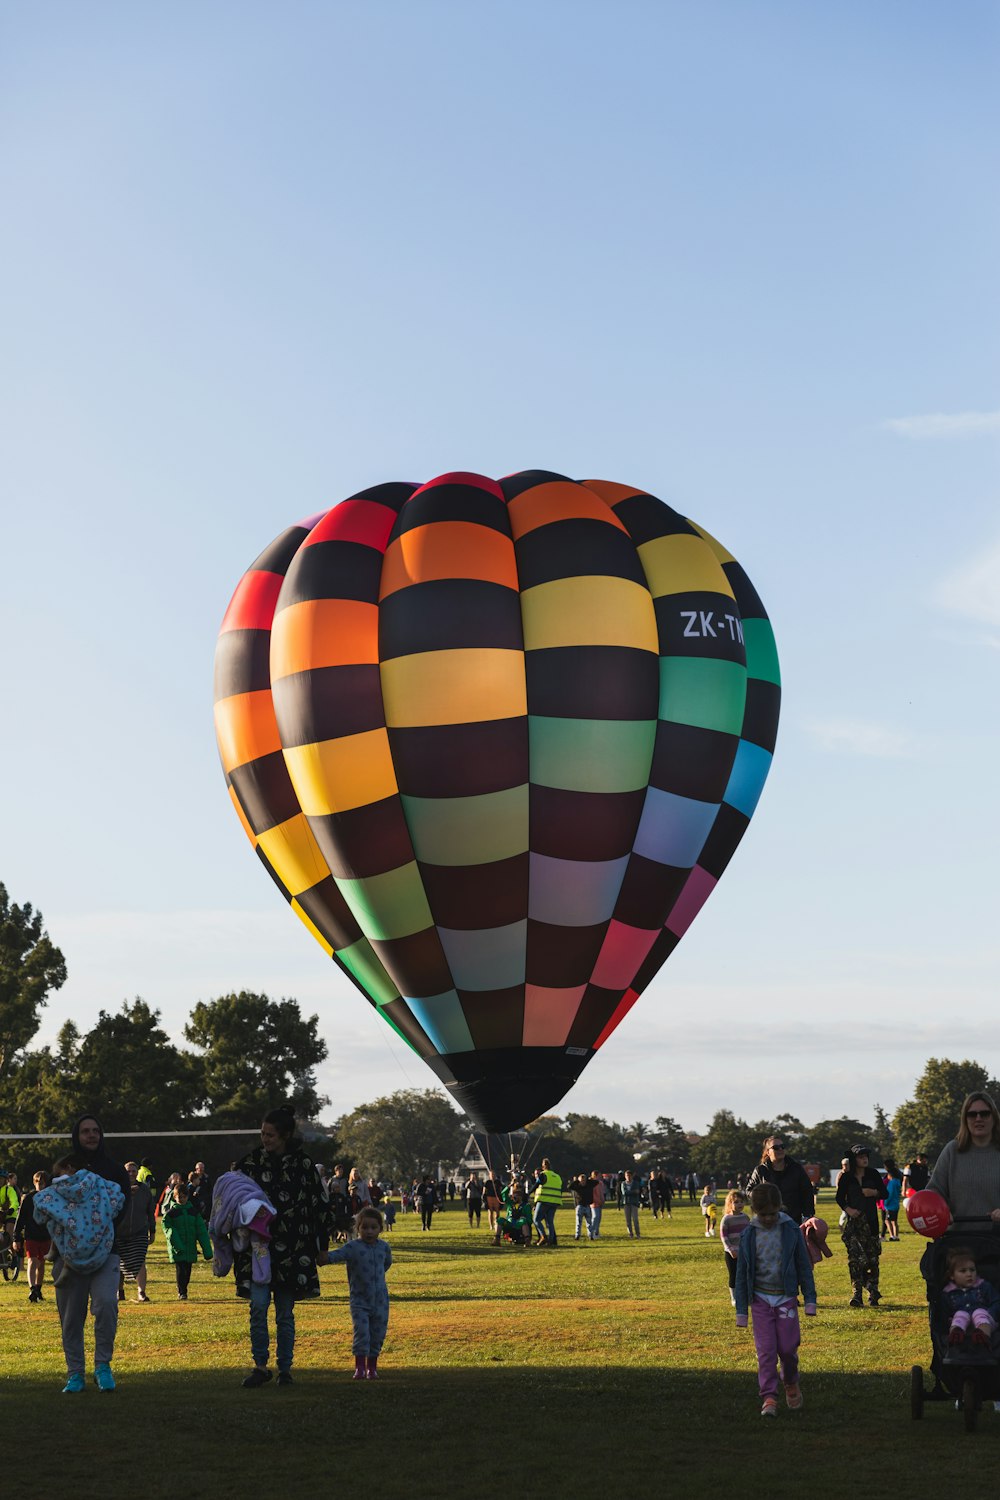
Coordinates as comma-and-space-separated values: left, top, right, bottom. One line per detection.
310, 798, 415, 882
371, 928, 454, 1000
254, 843, 291, 901
419, 855, 529, 930
612, 493, 697, 545
566, 985, 621, 1050
498, 471, 572, 501
214, 628, 271, 700
613, 854, 690, 929
515, 518, 648, 589
272, 664, 384, 747
389, 719, 529, 798
424, 1044, 592, 1131
460, 987, 525, 1051
653, 594, 747, 664
294, 875, 364, 950
696, 803, 750, 879
378, 579, 523, 659
630, 928, 680, 993
229, 750, 300, 834
650, 720, 738, 801
382, 999, 436, 1059
529, 786, 645, 861
524, 646, 658, 721
723, 560, 766, 618
526, 919, 608, 989
390, 483, 510, 539
250, 524, 313, 577
741, 680, 781, 752
280, 540, 384, 608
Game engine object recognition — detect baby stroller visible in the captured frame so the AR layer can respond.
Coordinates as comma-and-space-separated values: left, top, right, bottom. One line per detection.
910, 1217, 1000, 1433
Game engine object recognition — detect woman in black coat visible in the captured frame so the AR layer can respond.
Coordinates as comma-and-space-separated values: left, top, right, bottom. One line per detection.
744, 1134, 816, 1224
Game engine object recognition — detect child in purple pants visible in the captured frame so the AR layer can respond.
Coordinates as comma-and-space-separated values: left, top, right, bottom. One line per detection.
735, 1183, 817, 1418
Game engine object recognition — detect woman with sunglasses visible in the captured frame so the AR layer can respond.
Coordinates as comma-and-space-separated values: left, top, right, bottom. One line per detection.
920, 1093, 1000, 1401
926, 1094, 1000, 1224
744, 1135, 816, 1226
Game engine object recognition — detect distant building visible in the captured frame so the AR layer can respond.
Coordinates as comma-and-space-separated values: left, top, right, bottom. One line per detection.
457, 1129, 542, 1182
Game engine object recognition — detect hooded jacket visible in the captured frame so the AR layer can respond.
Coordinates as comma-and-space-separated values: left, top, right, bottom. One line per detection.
70, 1116, 131, 1244
734, 1212, 818, 1325
33, 1169, 125, 1273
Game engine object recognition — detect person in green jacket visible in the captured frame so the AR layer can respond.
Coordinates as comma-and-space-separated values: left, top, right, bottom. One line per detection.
162, 1187, 212, 1300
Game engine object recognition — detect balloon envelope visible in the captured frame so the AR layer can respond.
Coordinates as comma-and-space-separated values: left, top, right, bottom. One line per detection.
214, 471, 780, 1129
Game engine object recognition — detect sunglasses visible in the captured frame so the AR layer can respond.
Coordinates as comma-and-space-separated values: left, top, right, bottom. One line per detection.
966, 1109, 992, 1120
769, 1143, 785, 1150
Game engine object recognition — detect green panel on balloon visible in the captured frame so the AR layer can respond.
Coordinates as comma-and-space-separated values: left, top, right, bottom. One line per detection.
337, 862, 433, 942
337, 938, 401, 1008
658, 658, 746, 735
400, 785, 529, 866
527, 716, 657, 793
742, 618, 781, 685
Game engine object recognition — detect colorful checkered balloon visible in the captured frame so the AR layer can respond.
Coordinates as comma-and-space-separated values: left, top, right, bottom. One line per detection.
214, 471, 780, 1129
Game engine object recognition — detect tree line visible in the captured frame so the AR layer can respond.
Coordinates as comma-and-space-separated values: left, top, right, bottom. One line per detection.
2, 882, 995, 1175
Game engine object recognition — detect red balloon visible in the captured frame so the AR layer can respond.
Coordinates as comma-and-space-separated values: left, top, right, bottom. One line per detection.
905, 1189, 952, 1239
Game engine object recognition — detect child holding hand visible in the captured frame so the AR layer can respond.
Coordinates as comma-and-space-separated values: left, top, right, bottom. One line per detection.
327, 1207, 392, 1379
735, 1182, 817, 1418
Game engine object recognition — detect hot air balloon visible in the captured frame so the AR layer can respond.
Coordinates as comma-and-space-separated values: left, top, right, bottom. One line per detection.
213, 471, 779, 1130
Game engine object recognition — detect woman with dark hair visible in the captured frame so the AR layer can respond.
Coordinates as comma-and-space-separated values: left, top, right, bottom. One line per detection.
836, 1145, 884, 1307
743, 1135, 816, 1225
237, 1106, 331, 1388
55, 1115, 130, 1391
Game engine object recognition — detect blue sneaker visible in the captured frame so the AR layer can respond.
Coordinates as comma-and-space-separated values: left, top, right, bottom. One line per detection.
93, 1364, 116, 1392
62, 1372, 85, 1394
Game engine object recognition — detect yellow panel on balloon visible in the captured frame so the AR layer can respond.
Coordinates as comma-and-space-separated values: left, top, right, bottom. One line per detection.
520, 576, 657, 652
257, 813, 331, 897
283, 729, 398, 815
380, 649, 527, 728
637, 533, 735, 599
686, 520, 736, 565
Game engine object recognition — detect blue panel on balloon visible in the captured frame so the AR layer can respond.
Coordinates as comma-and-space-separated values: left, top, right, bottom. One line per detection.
405, 991, 474, 1054
438, 921, 528, 991
528, 853, 630, 927
633, 786, 719, 868
724, 740, 773, 818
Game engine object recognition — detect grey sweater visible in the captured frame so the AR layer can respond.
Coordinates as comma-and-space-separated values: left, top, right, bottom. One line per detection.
927, 1141, 1000, 1222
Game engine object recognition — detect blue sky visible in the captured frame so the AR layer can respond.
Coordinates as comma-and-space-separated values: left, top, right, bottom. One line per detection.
2, 2, 997, 1134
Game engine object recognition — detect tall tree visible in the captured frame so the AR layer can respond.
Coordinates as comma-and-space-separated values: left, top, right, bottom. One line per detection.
0, 882, 67, 1078
691, 1109, 765, 1179
6, 1002, 202, 1133
798, 1117, 874, 1172
562, 1113, 632, 1170
185, 991, 329, 1125
893, 1058, 1000, 1163
336, 1089, 467, 1179
652, 1116, 692, 1175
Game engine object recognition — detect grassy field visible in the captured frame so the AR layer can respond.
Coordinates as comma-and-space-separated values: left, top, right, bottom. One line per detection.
1, 1189, 992, 1495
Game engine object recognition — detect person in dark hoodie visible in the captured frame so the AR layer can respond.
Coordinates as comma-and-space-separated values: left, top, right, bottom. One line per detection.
744, 1135, 816, 1226
58, 1115, 131, 1393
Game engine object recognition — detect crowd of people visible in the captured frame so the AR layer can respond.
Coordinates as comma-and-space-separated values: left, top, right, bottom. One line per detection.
4, 1093, 1000, 1412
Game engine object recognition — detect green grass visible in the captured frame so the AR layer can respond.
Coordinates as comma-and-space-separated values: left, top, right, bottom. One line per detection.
1, 1190, 992, 1495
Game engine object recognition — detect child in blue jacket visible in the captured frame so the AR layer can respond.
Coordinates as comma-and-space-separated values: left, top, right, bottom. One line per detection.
327, 1206, 392, 1380
735, 1183, 817, 1418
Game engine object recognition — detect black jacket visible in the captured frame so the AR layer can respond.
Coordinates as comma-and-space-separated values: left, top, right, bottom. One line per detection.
744, 1155, 816, 1224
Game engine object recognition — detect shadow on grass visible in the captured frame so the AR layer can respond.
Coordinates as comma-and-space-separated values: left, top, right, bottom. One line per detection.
11, 1364, 995, 1498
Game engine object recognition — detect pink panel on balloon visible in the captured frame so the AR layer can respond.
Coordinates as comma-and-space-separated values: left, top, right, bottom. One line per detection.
666, 866, 718, 937
522, 985, 587, 1047
590, 921, 660, 991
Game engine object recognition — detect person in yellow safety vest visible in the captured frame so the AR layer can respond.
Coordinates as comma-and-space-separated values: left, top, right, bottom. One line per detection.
532, 1158, 562, 1248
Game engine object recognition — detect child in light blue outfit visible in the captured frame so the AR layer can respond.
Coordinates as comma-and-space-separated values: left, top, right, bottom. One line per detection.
327, 1206, 392, 1380
33, 1158, 125, 1279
